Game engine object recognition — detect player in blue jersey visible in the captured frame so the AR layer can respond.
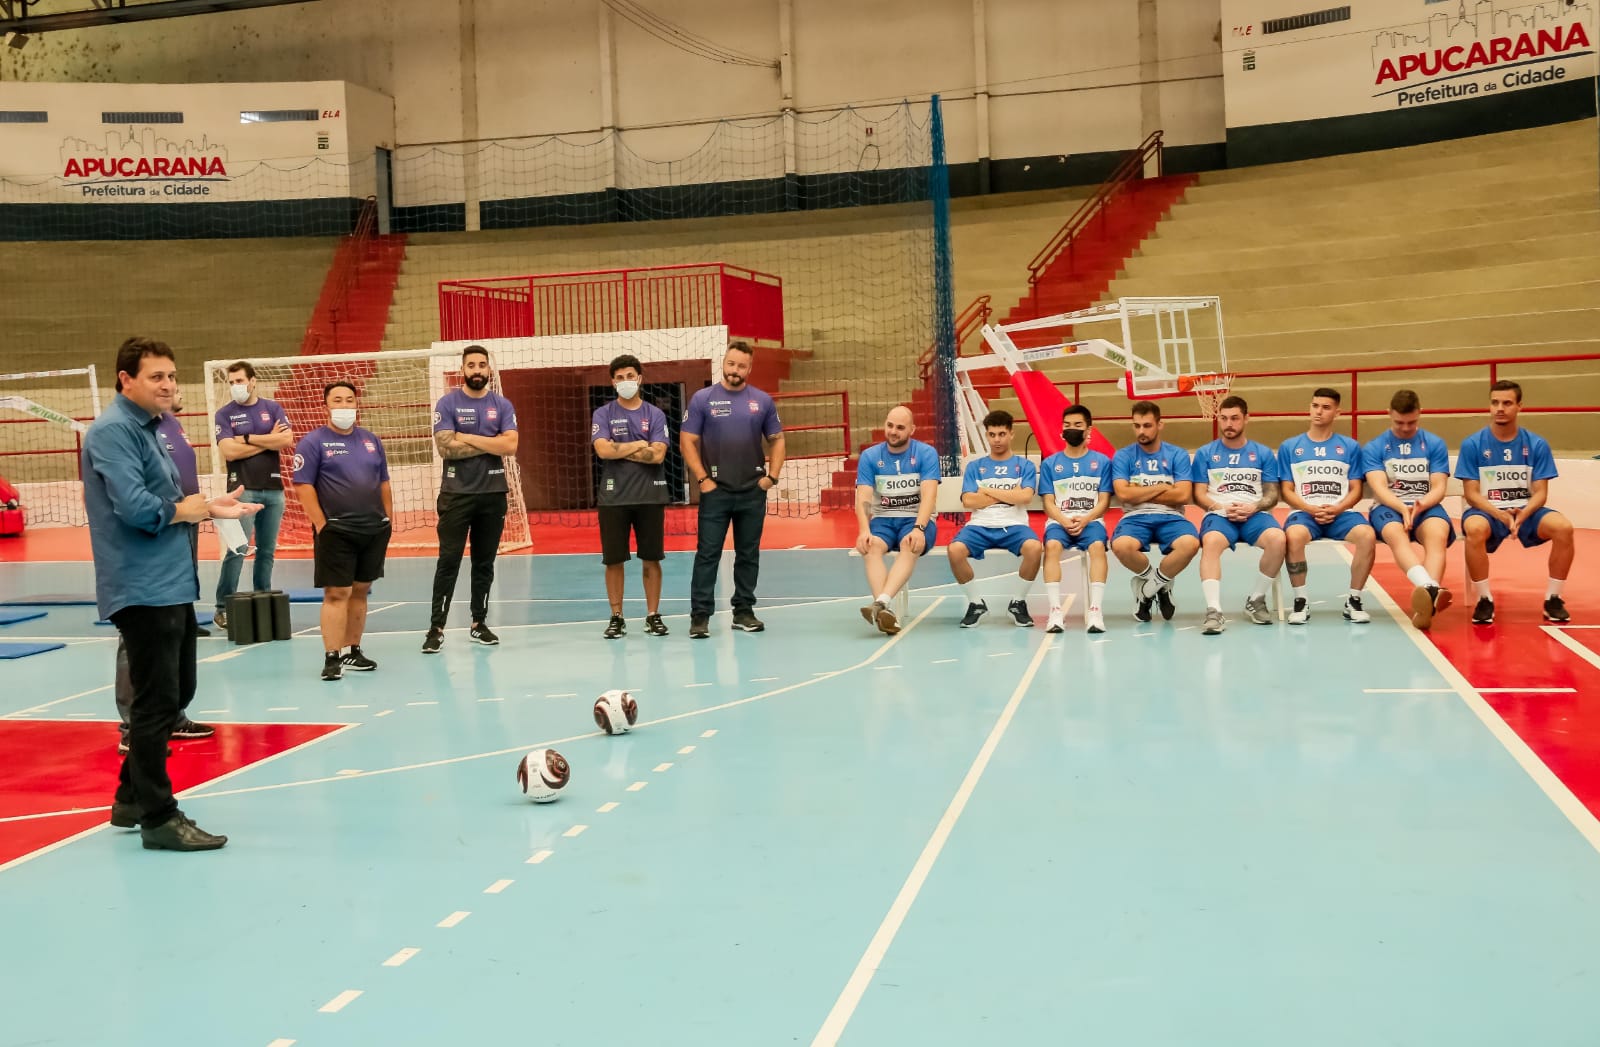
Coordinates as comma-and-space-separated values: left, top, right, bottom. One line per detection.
1278, 388, 1375, 625
1039, 404, 1112, 634
1363, 389, 1455, 630
1454, 380, 1574, 624
949, 410, 1042, 627
854, 406, 941, 635
1190, 396, 1284, 636
1110, 400, 1199, 623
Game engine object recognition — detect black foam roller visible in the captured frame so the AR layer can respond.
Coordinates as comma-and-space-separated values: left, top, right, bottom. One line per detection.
227, 592, 254, 645
250, 592, 274, 644
269, 591, 292, 641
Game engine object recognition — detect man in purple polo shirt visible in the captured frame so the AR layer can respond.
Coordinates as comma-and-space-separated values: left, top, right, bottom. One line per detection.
293, 380, 393, 682
592, 353, 671, 639
681, 340, 785, 639
213, 361, 292, 627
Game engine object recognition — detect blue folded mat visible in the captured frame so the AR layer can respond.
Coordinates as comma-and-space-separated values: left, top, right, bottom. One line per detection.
0, 641, 66, 659
0, 609, 47, 626
0, 594, 96, 607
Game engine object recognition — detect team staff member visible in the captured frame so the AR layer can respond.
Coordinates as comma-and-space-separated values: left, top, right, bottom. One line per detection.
85, 336, 260, 852
423, 345, 519, 653
681, 340, 785, 639
213, 361, 292, 627
592, 354, 671, 639
294, 381, 393, 681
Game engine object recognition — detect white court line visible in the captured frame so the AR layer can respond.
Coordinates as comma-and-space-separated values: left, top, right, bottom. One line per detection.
811, 635, 1056, 1047
563, 824, 587, 838
526, 849, 553, 864
318, 990, 362, 1013
872, 665, 900, 671
267, 707, 299, 712
684, 682, 712, 688
546, 692, 577, 698
477, 697, 504, 703
677, 745, 696, 755
406, 701, 439, 707
1543, 626, 1600, 674
653, 762, 674, 773
700, 729, 717, 738
199, 647, 249, 663
2, 682, 111, 719
597, 802, 619, 813
932, 658, 957, 664
436, 911, 470, 928
626, 781, 648, 792
1364, 688, 1454, 694
374, 710, 393, 717
751, 677, 779, 682
382, 947, 421, 967
266, 1039, 297, 1047
987, 652, 1012, 658
483, 879, 514, 894
337, 704, 368, 709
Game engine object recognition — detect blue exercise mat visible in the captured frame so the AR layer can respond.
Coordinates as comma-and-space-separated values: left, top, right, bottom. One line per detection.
0, 641, 66, 659
0, 594, 97, 607
287, 589, 369, 602
96, 609, 214, 628
0, 609, 47, 626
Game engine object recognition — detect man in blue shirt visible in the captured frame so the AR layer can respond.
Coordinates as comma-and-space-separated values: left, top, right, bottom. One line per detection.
854, 405, 941, 635
1454, 379, 1574, 624
1039, 404, 1112, 634
213, 361, 292, 628
423, 345, 519, 653
293, 381, 393, 680
1190, 395, 1284, 635
949, 410, 1042, 628
1363, 389, 1455, 630
83, 336, 260, 851
681, 341, 785, 639
592, 354, 671, 639
1111, 401, 1199, 623
1277, 388, 1375, 625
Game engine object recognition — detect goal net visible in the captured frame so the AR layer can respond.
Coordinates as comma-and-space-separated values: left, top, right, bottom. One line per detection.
0, 366, 103, 527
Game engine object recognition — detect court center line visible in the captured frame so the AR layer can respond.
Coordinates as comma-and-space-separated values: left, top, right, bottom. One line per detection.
1542, 626, 1600, 674
811, 635, 1056, 1047
318, 989, 362, 1013
436, 911, 470, 928
382, 948, 420, 967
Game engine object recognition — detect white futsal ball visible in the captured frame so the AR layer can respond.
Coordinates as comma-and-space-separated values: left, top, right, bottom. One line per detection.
517, 748, 570, 803
593, 689, 639, 735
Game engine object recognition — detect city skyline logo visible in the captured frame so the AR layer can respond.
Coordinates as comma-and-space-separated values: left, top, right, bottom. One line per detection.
59, 126, 230, 184
1372, 0, 1593, 97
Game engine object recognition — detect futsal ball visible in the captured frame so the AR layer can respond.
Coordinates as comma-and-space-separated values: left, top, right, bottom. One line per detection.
517, 748, 570, 803
593, 689, 639, 735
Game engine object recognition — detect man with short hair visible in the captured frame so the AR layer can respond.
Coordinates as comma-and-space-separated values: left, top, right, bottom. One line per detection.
592, 353, 671, 639
1363, 388, 1455, 630
1190, 395, 1284, 635
1455, 379, 1574, 624
1277, 387, 1376, 625
1039, 404, 1111, 634
213, 361, 291, 628
681, 340, 785, 639
949, 410, 1042, 628
1110, 400, 1199, 623
294, 381, 393, 681
423, 345, 519, 653
84, 336, 261, 851
855, 405, 940, 635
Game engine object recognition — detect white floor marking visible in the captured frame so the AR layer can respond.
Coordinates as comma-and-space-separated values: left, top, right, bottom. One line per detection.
477, 697, 504, 702
811, 634, 1056, 1046
1364, 688, 1454, 694
677, 745, 696, 755
382, 948, 420, 967
685, 682, 712, 688
597, 802, 619, 813
200, 648, 248, 663
483, 879, 513, 894
626, 781, 648, 792
526, 849, 553, 864
546, 692, 577, 698
374, 710, 393, 717
653, 762, 674, 773
336, 770, 363, 777
931, 658, 957, 664
337, 704, 368, 709
267, 706, 299, 712
751, 676, 779, 682
987, 652, 1012, 658
194, 708, 229, 715
562, 824, 587, 837
872, 665, 900, 671
406, 701, 438, 707
700, 729, 718, 738
266, 1039, 297, 1047
1543, 625, 1600, 673
2, 683, 112, 719
318, 990, 362, 1013
436, 911, 470, 928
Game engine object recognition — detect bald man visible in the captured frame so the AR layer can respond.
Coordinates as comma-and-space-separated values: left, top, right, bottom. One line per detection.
854, 406, 942, 634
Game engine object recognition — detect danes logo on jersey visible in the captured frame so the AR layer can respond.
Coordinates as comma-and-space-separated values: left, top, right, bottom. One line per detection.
259, 412, 271, 425
748, 400, 760, 414
363, 440, 376, 453
487, 408, 498, 420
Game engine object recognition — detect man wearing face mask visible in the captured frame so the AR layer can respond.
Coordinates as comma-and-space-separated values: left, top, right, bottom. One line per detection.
212, 361, 292, 628
591, 354, 671, 639
293, 381, 393, 681
422, 345, 520, 654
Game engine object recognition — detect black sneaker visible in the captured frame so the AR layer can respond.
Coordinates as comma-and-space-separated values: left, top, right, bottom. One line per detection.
421, 627, 444, 654
644, 613, 669, 636
322, 653, 343, 681
959, 601, 988, 628
469, 623, 500, 646
1155, 587, 1176, 621
1133, 596, 1154, 623
172, 718, 215, 739
1472, 597, 1495, 625
604, 615, 626, 639
732, 609, 765, 632
689, 616, 710, 639
341, 646, 378, 671
1543, 596, 1570, 623
1006, 599, 1033, 627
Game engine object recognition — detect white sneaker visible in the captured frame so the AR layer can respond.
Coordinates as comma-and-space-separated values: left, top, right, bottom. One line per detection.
1045, 608, 1065, 634
1085, 608, 1106, 634
1244, 595, 1272, 625
1288, 598, 1310, 625
1343, 595, 1371, 624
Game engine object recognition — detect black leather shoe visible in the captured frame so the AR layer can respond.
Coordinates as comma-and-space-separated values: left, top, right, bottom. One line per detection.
140, 814, 227, 851
109, 801, 141, 828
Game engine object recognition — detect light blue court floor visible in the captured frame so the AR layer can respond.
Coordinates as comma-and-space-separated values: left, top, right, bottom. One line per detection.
2, 546, 1599, 1046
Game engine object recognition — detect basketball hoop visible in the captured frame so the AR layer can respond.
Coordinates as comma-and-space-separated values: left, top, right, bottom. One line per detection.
1179, 373, 1235, 420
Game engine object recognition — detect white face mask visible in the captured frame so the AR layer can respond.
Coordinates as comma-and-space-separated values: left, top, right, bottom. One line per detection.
230, 384, 250, 404
615, 380, 640, 400
330, 408, 357, 430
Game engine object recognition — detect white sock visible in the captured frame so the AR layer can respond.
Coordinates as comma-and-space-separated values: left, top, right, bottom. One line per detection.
1201, 579, 1222, 611
963, 582, 984, 606
1548, 578, 1565, 599
1089, 582, 1105, 612
1251, 573, 1274, 599
1473, 580, 1491, 600
1349, 589, 1364, 602
876, 592, 892, 606
1015, 576, 1034, 601
1292, 585, 1308, 604
1044, 581, 1061, 611
1405, 565, 1436, 589
1155, 569, 1174, 590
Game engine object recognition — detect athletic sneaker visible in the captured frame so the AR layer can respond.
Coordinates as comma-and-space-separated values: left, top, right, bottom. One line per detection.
213, 610, 228, 630
1342, 595, 1371, 624
644, 613, 669, 636
1085, 608, 1106, 634
1543, 596, 1569, 623
172, 718, 215, 739
341, 646, 378, 671
321, 653, 343, 681
873, 603, 901, 636
860, 603, 883, 630
1133, 594, 1155, 623
421, 628, 444, 654
1155, 587, 1176, 621
959, 601, 988, 628
688, 616, 710, 639
732, 609, 765, 632
604, 615, 626, 640
1007, 599, 1033, 627
1045, 608, 1065, 634
1244, 595, 1272, 625
469, 623, 500, 646
1472, 597, 1495, 625
1288, 598, 1310, 625
1202, 608, 1227, 635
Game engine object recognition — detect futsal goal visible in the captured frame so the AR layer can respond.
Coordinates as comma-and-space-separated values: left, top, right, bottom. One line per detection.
0, 366, 103, 527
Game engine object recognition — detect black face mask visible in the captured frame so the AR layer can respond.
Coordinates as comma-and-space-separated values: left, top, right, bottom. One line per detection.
1062, 428, 1087, 448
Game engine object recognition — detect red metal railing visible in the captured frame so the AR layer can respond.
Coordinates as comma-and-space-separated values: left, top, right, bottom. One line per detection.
302, 196, 380, 355
1026, 130, 1165, 291
438, 263, 785, 344
769, 390, 851, 459
918, 294, 992, 387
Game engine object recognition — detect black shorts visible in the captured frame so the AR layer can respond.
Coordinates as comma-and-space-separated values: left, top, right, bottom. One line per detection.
314, 525, 392, 588
598, 504, 666, 565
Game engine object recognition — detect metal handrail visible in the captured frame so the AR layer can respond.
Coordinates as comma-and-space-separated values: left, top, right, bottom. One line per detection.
1026, 130, 1165, 287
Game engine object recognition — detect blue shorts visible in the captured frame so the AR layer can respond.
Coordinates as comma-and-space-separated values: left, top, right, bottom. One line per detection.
1113, 515, 1199, 554
1370, 504, 1456, 548
951, 524, 1038, 560
1462, 506, 1555, 553
1043, 520, 1109, 550
1284, 510, 1371, 542
869, 516, 937, 556
1200, 512, 1282, 548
